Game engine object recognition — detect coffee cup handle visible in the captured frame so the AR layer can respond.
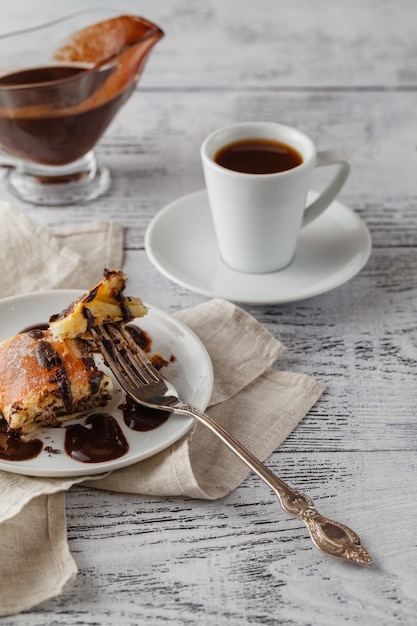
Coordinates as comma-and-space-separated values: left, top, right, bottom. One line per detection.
302, 150, 351, 227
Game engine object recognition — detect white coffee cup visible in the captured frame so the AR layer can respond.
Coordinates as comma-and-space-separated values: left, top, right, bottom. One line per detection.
201, 121, 351, 274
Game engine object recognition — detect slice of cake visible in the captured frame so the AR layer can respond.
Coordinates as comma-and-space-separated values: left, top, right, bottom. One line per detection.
0, 329, 113, 435
0, 269, 146, 435
49, 269, 147, 341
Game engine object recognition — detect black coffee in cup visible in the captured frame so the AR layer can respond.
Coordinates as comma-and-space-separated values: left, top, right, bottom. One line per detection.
214, 138, 303, 174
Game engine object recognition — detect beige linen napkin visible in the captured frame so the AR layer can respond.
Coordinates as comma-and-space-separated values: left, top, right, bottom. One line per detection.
87, 301, 323, 500
0, 201, 324, 616
0, 200, 123, 295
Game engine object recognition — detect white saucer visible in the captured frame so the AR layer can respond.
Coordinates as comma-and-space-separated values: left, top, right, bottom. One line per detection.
145, 190, 372, 305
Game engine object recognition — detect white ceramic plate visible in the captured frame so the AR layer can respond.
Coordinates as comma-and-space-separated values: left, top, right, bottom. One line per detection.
0, 290, 213, 477
145, 189, 372, 305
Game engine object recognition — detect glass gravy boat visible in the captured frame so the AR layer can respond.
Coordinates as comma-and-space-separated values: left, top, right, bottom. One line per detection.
0, 10, 163, 205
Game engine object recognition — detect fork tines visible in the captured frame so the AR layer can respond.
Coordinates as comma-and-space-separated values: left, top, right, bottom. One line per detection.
91, 323, 158, 388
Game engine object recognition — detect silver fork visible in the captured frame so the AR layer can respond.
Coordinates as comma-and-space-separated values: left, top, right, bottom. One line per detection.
91, 323, 373, 565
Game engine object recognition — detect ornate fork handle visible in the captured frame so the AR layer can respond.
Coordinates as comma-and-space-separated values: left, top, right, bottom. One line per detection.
175, 401, 373, 565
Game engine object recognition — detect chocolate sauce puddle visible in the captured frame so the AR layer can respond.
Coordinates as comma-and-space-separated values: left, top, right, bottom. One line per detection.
65, 413, 129, 463
125, 324, 152, 352
0, 420, 43, 461
121, 396, 171, 431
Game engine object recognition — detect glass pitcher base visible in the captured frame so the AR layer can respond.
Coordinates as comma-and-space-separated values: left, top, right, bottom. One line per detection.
4, 152, 110, 206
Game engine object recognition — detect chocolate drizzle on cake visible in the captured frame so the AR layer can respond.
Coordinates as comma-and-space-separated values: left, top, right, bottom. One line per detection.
26, 326, 47, 337
120, 302, 132, 323
34, 337, 73, 413
82, 305, 96, 331
35, 340, 62, 369
83, 285, 99, 303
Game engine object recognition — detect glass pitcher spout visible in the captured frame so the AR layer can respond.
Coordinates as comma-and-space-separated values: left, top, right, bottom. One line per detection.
52, 14, 164, 109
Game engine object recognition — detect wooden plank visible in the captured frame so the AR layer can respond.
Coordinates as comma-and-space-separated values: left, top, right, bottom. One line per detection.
31, 449, 415, 625
1, 0, 416, 90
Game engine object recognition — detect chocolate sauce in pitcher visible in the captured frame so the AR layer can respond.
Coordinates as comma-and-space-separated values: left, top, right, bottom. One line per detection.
0, 14, 164, 170
0, 64, 133, 165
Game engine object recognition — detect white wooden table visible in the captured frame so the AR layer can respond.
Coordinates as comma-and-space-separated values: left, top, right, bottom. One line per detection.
1, 1, 417, 624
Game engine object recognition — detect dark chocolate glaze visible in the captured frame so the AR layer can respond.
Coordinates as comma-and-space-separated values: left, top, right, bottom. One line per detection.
122, 395, 171, 431
49, 367, 73, 414
88, 371, 105, 395
125, 324, 152, 352
120, 302, 132, 322
0, 419, 43, 461
82, 305, 96, 331
35, 340, 61, 369
30, 336, 73, 413
81, 355, 105, 395
83, 285, 99, 303
20, 323, 49, 334
65, 413, 129, 463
